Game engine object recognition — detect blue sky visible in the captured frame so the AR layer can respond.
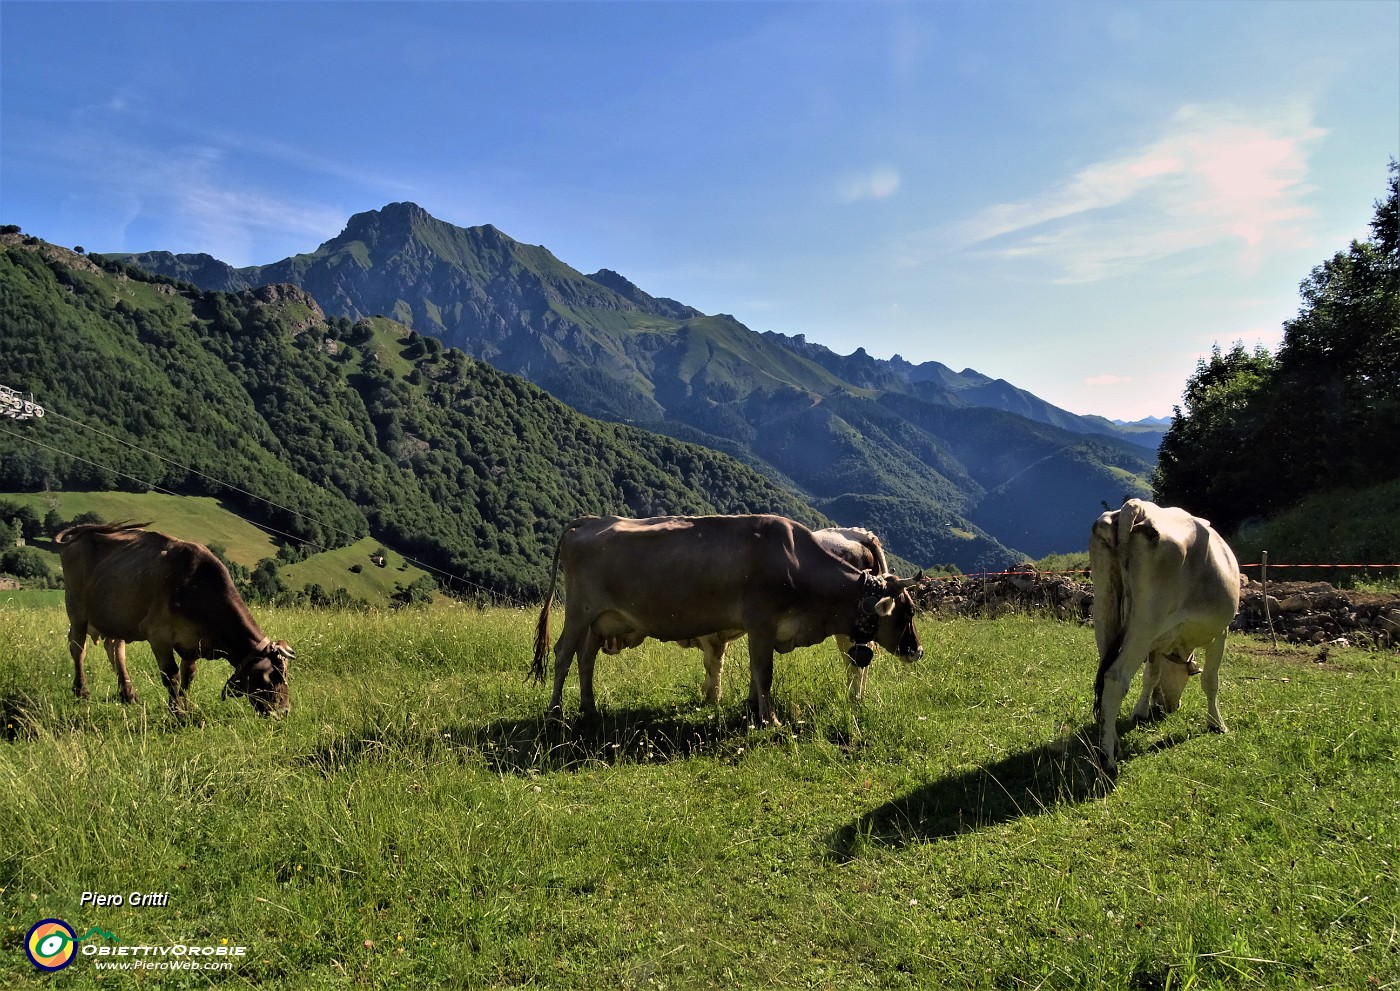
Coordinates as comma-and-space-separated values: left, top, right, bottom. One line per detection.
3, 1, 1396, 420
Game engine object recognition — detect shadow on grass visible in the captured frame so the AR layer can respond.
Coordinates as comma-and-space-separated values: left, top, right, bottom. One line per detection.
300, 703, 788, 777
826, 720, 1187, 858
0, 690, 45, 742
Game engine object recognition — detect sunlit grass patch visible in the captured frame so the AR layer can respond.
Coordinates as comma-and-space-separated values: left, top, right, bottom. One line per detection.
1, 606, 1395, 989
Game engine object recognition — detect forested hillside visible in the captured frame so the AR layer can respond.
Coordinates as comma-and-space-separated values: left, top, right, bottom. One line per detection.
114, 202, 1156, 565
1154, 161, 1399, 550
0, 232, 826, 598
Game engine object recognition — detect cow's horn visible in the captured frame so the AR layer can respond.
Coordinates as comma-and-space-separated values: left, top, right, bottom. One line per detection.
895, 572, 922, 591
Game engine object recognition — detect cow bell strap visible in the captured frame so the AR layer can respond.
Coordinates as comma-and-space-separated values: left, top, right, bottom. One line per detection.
235, 637, 272, 669
223, 638, 273, 699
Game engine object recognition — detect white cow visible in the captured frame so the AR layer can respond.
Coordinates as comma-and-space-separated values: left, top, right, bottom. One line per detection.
1089, 499, 1240, 771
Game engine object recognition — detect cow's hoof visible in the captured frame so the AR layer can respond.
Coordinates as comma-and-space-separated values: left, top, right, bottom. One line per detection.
73, 685, 90, 701
120, 690, 139, 705
1089, 744, 1119, 777
1208, 720, 1228, 734
1133, 705, 1165, 725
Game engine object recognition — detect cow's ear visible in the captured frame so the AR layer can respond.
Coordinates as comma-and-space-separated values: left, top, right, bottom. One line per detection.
1092, 512, 1118, 550
873, 596, 897, 617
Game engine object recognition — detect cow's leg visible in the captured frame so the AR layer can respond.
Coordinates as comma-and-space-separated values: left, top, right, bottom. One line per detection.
575, 631, 603, 718
177, 648, 198, 699
105, 639, 138, 704
547, 622, 586, 719
1095, 631, 1153, 770
69, 622, 90, 700
152, 643, 184, 716
1200, 634, 1228, 734
699, 636, 725, 704
837, 635, 867, 702
745, 634, 780, 727
1131, 654, 1163, 723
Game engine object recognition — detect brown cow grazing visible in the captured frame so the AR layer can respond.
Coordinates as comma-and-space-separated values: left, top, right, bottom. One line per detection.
532, 514, 923, 725
1089, 499, 1240, 772
677, 526, 902, 703
57, 522, 293, 717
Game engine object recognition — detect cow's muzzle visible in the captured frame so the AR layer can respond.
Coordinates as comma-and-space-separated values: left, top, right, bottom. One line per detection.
223, 638, 294, 716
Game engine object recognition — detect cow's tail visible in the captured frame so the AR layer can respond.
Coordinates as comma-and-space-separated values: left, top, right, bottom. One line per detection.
1090, 500, 1158, 711
530, 528, 567, 684
1089, 510, 1129, 712
865, 532, 890, 575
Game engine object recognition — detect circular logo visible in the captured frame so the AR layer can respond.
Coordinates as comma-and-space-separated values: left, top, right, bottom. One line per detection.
26, 918, 78, 972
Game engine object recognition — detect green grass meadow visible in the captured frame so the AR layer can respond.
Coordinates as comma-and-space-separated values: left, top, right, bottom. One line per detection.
1, 603, 1396, 989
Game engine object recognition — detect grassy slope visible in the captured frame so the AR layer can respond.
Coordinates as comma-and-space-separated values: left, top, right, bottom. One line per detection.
281, 537, 429, 602
2, 491, 429, 606
1232, 477, 1400, 577
1, 606, 1395, 990
3, 491, 278, 568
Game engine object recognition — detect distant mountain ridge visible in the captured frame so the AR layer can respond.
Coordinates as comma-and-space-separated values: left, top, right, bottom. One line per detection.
112, 202, 1158, 565
1, 231, 828, 598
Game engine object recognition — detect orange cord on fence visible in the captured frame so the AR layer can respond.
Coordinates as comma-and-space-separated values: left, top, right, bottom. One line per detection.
942, 563, 1400, 580
1239, 562, 1400, 569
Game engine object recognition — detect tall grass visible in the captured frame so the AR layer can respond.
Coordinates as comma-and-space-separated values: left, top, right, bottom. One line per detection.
1, 604, 1396, 989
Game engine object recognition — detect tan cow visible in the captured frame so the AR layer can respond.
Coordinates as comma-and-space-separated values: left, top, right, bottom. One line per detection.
57, 522, 293, 717
676, 527, 898, 703
532, 515, 923, 725
1089, 499, 1240, 771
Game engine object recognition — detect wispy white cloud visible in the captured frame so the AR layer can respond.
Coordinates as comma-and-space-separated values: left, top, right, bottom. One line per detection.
956, 104, 1325, 283
87, 140, 351, 263
15, 96, 411, 263
838, 165, 901, 202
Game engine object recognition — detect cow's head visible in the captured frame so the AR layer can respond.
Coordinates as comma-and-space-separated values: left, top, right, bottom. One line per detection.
222, 638, 293, 717
853, 573, 923, 662
1154, 655, 1192, 713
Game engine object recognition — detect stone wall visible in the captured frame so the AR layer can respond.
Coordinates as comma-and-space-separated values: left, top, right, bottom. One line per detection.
913, 571, 1400, 650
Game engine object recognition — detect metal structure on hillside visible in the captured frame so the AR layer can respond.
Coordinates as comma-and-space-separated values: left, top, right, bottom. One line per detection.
1, 384, 44, 420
